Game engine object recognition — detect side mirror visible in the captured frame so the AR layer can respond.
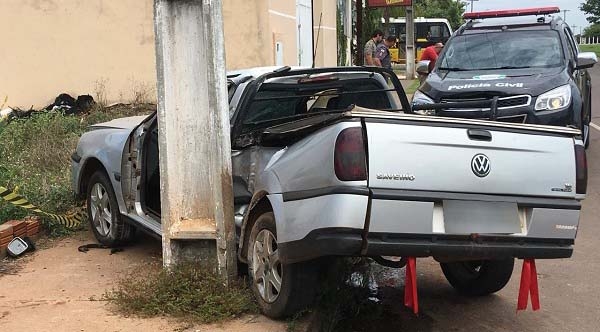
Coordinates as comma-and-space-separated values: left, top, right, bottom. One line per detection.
416, 60, 431, 75
576, 52, 598, 70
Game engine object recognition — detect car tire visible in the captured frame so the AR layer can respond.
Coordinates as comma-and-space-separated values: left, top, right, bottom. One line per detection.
440, 258, 514, 296
86, 171, 135, 246
247, 211, 318, 318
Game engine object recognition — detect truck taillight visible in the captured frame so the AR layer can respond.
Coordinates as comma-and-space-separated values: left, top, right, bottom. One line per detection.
575, 145, 587, 194
334, 127, 367, 181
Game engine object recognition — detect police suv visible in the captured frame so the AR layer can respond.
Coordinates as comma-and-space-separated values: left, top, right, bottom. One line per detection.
412, 7, 597, 147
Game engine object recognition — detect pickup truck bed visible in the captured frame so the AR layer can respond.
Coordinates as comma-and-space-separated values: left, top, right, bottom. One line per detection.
274, 107, 584, 264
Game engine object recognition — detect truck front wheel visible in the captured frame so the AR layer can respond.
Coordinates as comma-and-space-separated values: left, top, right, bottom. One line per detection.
247, 211, 318, 318
440, 258, 514, 296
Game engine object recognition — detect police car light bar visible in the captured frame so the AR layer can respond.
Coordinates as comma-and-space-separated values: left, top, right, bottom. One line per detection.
463, 7, 560, 20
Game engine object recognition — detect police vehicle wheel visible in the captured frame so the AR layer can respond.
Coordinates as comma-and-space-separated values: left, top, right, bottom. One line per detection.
440, 258, 514, 296
86, 171, 135, 246
247, 211, 318, 318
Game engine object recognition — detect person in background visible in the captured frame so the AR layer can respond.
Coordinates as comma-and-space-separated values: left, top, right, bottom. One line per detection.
364, 29, 384, 66
375, 36, 397, 70
420, 42, 444, 71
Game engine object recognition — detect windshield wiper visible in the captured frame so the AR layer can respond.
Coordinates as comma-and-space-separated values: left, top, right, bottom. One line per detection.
438, 67, 470, 71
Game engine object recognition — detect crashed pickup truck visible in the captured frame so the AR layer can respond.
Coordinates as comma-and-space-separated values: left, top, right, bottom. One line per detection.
72, 66, 586, 318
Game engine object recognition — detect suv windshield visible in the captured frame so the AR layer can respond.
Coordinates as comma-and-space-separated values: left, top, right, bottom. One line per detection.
438, 30, 564, 71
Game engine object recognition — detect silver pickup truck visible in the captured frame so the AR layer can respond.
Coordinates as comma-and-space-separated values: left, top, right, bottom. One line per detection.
72, 67, 586, 318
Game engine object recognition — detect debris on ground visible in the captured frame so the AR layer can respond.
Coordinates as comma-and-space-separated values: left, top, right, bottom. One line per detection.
44, 93, 95, 115
77, 243, 123, 255
0, 107, 13, 123
0, 93, 98, 125
0, 217, 41, 259
6, 236, 36, 257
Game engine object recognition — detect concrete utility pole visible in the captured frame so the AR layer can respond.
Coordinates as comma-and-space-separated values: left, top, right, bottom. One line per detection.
345, 0, 352, 66
469, 0, 479, 13
406, 4, 415, 79
563, 9, 570, 22
154, 0, 237, 282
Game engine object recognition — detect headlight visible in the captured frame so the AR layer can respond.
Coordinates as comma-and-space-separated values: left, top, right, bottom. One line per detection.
412, 90, 436, 115
534, 84, 571, 111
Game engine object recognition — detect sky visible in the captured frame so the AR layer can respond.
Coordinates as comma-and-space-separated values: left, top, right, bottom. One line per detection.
465, 0, 591, 34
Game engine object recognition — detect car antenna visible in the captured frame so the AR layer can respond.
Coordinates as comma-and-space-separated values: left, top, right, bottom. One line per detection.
312, 12, 323, 69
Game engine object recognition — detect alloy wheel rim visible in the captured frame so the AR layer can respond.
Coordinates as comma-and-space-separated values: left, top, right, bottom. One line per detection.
252, 229, 282, 303
90, 183, 112, 237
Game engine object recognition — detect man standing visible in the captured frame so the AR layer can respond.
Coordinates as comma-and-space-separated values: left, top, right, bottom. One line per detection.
420, 42, 443, 71
364, 29, 383, 66
375, 36, 396, 70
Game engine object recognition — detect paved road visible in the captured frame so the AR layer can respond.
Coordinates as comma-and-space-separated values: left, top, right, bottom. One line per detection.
354, 66, 600, 332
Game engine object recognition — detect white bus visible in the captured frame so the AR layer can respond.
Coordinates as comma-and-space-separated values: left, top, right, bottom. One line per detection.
384, 17, 453, 63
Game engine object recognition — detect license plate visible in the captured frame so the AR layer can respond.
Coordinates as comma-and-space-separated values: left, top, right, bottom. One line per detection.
443, 200, 520, 234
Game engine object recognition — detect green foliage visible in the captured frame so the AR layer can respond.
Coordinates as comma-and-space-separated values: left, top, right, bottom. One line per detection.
103, 263, 257, 323
415, 0, 466, 30
0, 105, 152, 234
582, 0, 600, 24
362, 6, 386, 46
365, 0, 467, 33
354, 0, 466, 64
583, 23, 600, 37
0, 112, 83, 234
404, 79, 421, 95
337, 1, 348, 66
580, 44, 600, 56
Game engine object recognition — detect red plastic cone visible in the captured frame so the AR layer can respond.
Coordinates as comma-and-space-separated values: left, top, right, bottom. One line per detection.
517, 259, 541, 312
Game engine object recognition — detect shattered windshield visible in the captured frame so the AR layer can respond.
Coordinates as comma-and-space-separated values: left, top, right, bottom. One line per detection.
438, 30, 564, 71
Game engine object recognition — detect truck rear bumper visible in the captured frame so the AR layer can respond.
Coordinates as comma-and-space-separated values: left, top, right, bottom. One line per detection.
278, 228, 574, 264
276, 188, 580, 264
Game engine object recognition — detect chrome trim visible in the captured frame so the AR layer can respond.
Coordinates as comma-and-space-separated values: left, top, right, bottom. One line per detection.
440, 95, 532, 112
127, 210, 162, 235
497, 114, 528, 124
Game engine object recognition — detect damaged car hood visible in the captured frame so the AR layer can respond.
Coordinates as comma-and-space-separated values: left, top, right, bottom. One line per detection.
89, 115, 149, 130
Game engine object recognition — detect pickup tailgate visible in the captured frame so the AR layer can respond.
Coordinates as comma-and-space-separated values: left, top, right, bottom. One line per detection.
365, 119, 577, 199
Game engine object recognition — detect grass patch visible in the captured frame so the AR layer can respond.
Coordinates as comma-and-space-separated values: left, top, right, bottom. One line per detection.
103, 263, 257, 324
580, 44, 600, 57
0, 105, 153, 234
404, 79, 420, 96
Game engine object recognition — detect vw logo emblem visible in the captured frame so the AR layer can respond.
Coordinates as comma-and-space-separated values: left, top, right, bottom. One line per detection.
471, 154, 491, 177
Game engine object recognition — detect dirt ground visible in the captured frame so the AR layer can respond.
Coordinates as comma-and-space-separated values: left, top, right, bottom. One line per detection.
0, 232, 287, 332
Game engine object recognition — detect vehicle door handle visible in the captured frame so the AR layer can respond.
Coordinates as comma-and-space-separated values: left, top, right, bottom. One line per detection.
467, 129, 492, 141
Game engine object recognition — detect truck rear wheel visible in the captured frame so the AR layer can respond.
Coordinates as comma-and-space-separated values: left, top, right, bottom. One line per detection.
247, 211, 318, 318
440, 258, 514, 296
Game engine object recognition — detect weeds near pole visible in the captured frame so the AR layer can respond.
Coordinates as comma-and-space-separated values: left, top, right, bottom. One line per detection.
103, 262, 257, 324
